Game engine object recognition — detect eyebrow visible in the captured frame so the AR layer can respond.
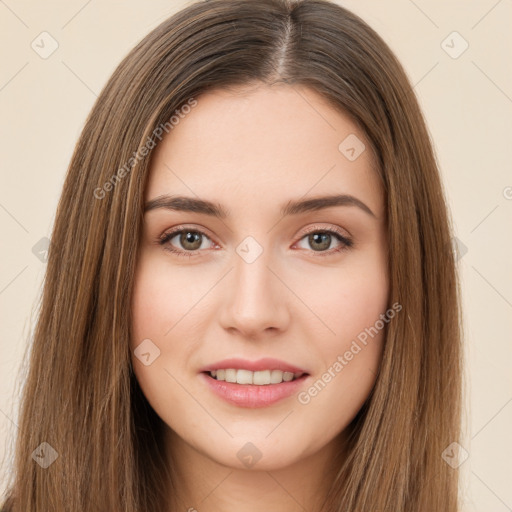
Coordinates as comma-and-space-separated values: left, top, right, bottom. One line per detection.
144, 194, 376, 218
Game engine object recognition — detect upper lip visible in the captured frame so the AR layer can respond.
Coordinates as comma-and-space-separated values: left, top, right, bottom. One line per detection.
200, 358, 308, 375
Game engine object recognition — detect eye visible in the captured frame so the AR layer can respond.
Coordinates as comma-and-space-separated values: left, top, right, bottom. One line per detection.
158, 227, 216, 258
294, 225, 353, 256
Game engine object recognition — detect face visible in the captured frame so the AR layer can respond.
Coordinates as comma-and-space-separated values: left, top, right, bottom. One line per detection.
130, 84, 389, 472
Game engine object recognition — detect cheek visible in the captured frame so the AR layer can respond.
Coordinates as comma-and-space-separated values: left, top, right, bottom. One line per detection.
129, 251, 217, 384
302, 247, 389, 356
130, 256, 195, 420
131, 274, 167, 346
296, 248, 389, 416
130, 253, 205, 346
337, 266, 389, 343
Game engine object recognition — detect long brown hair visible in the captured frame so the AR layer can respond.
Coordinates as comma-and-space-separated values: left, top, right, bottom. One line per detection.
1, 0, 463, 510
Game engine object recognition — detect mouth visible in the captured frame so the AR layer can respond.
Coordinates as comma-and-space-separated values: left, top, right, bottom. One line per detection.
199, 357, 310, 407
199, 359, 310, 408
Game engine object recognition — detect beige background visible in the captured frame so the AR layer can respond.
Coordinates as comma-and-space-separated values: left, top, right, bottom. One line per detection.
1, 0, 511, 509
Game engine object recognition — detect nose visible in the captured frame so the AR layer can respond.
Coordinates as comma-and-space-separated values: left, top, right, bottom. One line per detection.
218, 245, 291, 340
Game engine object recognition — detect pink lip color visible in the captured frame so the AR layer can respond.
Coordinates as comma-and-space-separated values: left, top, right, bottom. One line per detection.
200, 357, 307, 375
199, 372, 309, 408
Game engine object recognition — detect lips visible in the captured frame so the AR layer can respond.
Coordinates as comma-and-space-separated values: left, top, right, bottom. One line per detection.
199, 357, 310, 408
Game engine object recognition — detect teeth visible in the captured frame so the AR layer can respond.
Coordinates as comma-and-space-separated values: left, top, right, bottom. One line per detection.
225, 369, 237, 383
208, 369, 303, 385
270, 370, 282, 384
254, 370, 270, 385
283, 372, 294, 382
236, 369, 253, 385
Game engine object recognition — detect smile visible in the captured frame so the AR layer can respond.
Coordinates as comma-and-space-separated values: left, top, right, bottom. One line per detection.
200, 371, 309, 408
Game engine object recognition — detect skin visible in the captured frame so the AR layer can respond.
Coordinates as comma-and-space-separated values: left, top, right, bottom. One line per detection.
130, 83, 389, 512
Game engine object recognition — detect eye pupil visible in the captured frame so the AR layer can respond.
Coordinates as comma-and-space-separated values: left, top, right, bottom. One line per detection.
309, 233, 331, 251
181, 231, 202, 250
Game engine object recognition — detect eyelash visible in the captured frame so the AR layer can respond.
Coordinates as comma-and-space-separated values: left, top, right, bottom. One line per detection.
158, 225, 353, 259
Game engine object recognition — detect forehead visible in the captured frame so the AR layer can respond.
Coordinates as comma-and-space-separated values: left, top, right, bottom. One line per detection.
145, 84, 383, 216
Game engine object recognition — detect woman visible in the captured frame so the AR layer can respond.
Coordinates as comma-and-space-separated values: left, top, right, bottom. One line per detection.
1, 0, 463, 510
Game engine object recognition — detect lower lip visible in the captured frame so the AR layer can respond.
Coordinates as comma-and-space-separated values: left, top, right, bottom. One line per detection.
200, 372, 309, 408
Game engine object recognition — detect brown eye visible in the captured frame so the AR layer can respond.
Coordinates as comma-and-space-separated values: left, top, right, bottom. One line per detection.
178, 231, 203, 251
159, 228, 214, 258
307, 232, 332, 251
295, 229, 353, 255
